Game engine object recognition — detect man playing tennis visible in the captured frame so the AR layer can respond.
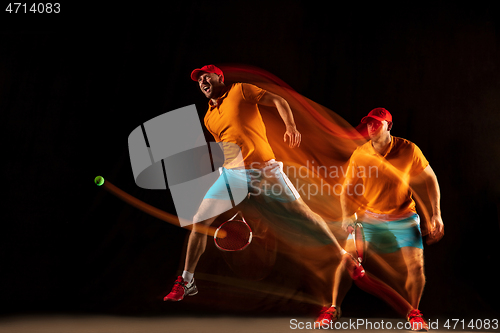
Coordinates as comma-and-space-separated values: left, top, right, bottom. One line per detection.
164, 65, 348, 301
319, 108, 444, 330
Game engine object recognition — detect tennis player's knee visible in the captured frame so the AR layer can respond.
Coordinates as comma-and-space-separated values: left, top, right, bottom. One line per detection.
411, 263, 424, 276
407, 258, 425, 279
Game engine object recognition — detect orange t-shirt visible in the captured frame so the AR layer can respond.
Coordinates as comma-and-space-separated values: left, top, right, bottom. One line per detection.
345, 136, 429, 216
204, 83, 276, 168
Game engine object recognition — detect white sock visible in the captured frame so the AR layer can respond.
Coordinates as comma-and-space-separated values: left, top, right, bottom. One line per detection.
182, 270, 193, 283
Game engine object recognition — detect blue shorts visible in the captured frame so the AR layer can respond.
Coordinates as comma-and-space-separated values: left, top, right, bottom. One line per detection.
203, 160, 300, 203
350, 213, 424, 253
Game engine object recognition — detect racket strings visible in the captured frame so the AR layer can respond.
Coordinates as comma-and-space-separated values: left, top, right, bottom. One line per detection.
215, 220, 252, 251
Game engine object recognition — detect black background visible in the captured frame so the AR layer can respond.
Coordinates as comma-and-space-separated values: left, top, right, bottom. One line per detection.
1, 1, 499, 320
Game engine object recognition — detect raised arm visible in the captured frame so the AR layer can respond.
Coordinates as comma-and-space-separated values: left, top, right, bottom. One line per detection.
258, 91, 301, 148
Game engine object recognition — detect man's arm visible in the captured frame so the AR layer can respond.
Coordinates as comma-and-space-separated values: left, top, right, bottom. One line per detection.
258, 91, 301, 148
340, 183, 356, 231
419, 165, 444, 243
340, 159, 360, 231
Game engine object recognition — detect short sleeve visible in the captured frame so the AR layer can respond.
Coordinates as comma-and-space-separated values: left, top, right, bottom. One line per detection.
410, 144, 429, 176
240, 83, 267, 104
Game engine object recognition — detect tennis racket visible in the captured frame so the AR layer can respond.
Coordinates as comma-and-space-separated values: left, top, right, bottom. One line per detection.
345, 213, 365, 279
350, 213, 365, 264
214, 211, 253, 251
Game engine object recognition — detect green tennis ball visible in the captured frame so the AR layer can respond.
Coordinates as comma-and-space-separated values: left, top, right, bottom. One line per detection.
94, 176, 105, 186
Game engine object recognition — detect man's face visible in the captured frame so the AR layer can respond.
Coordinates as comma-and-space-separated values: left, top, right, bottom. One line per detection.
198, 72, 223, 99
366, 119, 389, 139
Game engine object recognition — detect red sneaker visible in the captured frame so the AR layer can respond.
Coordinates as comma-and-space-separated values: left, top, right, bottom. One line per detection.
163, 276, 198, 301
314, 306, 341, 328
407, 309, 429, 331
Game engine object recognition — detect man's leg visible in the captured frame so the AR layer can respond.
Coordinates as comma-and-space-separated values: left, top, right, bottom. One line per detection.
183, 224, 216, 273
280, 197, 354, 326
314, 238, 355, 326
164, 198, 229, 301
401, 246, 425, 309
400, 246, 428, 331
363, 247, 409, 299
331, 239, 356, 307
184, 197, 236, 273
373, 217, 425, 310
181, 166, 248, 277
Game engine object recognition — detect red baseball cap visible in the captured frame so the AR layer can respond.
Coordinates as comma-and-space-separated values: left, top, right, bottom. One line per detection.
190, 64, 224, 82
361, 108, 392, 123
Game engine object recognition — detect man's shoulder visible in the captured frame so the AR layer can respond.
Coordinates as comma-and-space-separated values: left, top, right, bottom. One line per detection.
228, 82, 254, 90
226, 82, 248, 97
220, 82, 242, 101
352, 137, 416, 157
392, 136, 414, 145
355, 141, 373, 153
392, 136, 417, 151
226, 82, 240, 92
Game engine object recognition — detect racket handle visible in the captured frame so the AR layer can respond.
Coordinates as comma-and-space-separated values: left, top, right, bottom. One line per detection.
342, 253, 365, 280
346, 213, 358, 234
